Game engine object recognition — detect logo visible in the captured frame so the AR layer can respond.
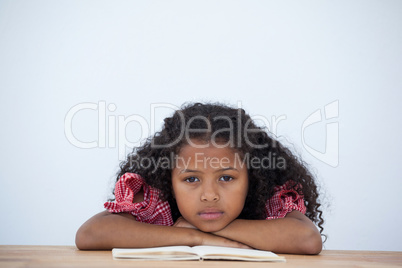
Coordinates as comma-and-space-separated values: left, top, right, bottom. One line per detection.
301, 100, 339, 167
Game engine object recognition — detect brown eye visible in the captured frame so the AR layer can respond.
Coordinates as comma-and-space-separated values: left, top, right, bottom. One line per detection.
219, 175, 233, 182
185, 177, 200, 183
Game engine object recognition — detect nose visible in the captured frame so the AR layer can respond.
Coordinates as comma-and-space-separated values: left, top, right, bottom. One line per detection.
200, 181, 220, 202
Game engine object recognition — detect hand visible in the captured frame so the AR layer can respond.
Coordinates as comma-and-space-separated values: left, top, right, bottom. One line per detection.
173, 217, 198, 229
174, 217, 252, 249
200, 232, 252, 249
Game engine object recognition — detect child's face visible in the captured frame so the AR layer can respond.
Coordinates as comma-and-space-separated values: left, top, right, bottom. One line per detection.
171, 140, 249, 232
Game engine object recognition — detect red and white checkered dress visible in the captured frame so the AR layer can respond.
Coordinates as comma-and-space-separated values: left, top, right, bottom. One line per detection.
104, 173, 306, 225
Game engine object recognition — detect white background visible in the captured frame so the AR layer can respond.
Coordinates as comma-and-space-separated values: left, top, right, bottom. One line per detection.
0, 0, 401, 251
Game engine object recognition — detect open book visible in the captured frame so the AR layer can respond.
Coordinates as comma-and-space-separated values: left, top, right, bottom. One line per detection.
112, 245, 285, 262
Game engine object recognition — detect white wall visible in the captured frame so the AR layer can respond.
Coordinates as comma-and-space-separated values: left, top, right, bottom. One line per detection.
0, 0, 401, 251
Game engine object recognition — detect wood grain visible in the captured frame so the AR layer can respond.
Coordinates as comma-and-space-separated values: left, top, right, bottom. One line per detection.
0, 246, 401, 268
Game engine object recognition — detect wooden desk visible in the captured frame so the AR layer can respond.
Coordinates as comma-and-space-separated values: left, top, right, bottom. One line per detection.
1, 246, 401, 267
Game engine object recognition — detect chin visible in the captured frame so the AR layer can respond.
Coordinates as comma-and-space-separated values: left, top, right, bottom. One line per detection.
197, 224, 225, 233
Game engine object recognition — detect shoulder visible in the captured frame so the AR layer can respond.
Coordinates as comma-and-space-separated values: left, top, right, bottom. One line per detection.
113, 173, 150, 203
104, 173, 174, 226
265, 180, 306, 219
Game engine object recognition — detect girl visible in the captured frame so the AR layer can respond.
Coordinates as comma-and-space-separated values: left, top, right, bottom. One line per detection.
76, 102, 324, 254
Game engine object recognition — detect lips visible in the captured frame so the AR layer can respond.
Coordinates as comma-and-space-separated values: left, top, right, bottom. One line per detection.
198, 209, 224, 220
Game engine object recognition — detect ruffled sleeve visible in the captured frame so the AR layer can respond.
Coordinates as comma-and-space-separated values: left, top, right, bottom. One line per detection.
104, 173, 173, 226
265, 181, 307, 220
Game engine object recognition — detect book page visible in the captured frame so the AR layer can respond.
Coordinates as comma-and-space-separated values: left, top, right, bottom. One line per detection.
191, 246, 285, 261
112, 246, 285, 262
112, 246, 200, 260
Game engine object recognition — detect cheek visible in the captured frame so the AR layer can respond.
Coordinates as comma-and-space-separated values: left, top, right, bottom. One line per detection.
172, 184, 194, 213
232, 181, 249, 209
232, 188, 248, 209
172, 181, 184, 199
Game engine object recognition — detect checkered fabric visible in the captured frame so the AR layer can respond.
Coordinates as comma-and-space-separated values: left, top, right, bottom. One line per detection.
104, 173, 306, 225
104, 173, 173, 226
265, 181, 307, 220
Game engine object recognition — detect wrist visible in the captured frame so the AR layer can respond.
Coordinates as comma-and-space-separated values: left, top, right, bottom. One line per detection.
185, 227, 204, 247
213, 219, 239, 236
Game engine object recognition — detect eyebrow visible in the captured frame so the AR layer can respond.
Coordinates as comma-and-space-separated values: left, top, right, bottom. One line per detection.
179, 167, 239, 174
216, 167, 238, 173
179, 169, 201, 174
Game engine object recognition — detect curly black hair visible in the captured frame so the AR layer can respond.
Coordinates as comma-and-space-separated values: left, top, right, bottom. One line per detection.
114, 102, 325, 237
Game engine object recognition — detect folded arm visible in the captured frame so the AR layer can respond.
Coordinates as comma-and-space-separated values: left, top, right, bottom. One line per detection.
75, 210, 249, 250
213, 210, 322, 254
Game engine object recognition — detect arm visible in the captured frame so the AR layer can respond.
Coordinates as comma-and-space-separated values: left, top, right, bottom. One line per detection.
75, 210, 250, 250
213, 210, 322, 254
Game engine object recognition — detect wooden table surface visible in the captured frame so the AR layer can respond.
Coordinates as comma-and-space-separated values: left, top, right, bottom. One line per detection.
1, 245, 401, 268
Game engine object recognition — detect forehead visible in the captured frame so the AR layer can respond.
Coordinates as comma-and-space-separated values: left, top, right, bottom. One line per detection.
174, 141, 244, 172
178, 141, 237, 158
